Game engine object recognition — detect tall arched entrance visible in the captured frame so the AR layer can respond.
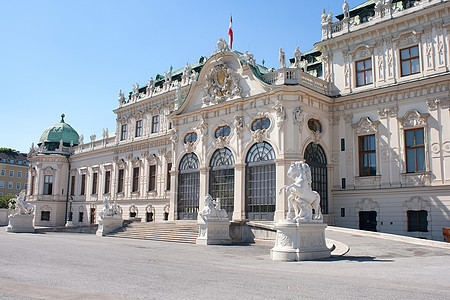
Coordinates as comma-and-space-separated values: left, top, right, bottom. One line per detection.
209, 148, 234, 219
304, 143, 328, 214
245, 142, 276, 221
177, 153, 199, 220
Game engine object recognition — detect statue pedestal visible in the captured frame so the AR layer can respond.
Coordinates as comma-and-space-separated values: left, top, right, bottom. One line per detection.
270, 220, 330, 261
96, 216, 123, 237
6, 214, 35, 233
196, 218, 232, 245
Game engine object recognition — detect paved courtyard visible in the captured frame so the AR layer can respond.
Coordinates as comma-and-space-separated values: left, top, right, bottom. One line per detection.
0, 227, 449, 299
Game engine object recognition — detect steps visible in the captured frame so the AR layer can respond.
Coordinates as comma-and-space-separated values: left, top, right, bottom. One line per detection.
106, 221, 199, 244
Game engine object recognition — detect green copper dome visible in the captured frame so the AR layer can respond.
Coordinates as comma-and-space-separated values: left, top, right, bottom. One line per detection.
38, 114, 80, 148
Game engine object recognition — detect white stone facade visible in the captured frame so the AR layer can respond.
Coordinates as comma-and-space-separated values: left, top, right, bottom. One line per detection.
27, 0, 449, 240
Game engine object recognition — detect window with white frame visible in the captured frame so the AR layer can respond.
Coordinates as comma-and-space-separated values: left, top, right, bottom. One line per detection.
0, 181, 4, 188
400, 45, 420, 77
1, 169, 5, 176
16, 182, 21, 190
8, 181, 13, 189
405, 128, 425, 173
17, 171, 22, 178
9, 170, 14, 177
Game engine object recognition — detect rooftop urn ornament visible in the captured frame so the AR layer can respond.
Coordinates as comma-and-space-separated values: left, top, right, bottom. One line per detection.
294, 46, 302, 68
343, 0, 349, 19
279, 48, 286, 68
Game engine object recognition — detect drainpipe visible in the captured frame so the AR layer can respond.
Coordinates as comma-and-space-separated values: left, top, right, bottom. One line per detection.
64, 155, 71, 225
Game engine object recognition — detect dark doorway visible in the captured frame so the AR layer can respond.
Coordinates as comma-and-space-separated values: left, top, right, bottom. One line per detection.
90, 207, 96, 224
146, 212, 154, 222
359, 211, 377, 232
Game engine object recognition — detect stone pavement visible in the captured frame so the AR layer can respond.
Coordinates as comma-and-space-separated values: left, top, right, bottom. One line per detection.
0, 226, 449, 299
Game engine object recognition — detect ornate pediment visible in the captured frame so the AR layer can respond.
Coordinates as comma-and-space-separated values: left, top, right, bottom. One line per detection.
202, 58, 242, 105
352, 117, 380, 134
398, 110, 429, 128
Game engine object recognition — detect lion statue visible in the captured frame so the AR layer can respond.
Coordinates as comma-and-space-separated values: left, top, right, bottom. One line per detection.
279, 161, 323, 222
217, 38, 230, 52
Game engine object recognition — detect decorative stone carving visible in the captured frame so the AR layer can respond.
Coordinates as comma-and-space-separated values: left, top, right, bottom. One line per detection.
354, 46, 372, 60
202, 59, 242, 105
293, 106, 304, 129
356, 198, 379, 212
216, 38, 229, 52
240, 51, 256, 67
398, 110, 429, 128
398, 33, 419, 47
279, 161, 323, 222
279, 48, 286, 68
233, 115, 244, 137
169, 128, 178, 145
352, 117, 380, 134
213, 136, 228, 149
6, 190, 35, 233
426, 99, 440, 110
293, 46, 302, 68
403, 196, 430, 211
343, 0, 349, 19
195, 117, 208, 140
96, 197, 123, 237
251, 129, 267, 143
272, 99, 286, 128
118, 90, 126, 107
321, 9, 327, 25
196, 195, 231, 245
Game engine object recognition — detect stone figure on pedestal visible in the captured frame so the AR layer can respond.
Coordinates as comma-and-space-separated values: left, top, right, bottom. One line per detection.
6, 190, 35, 233
279, 48, 286, 68
197, 195, 231, 245
96, 197, 123, 236
279, 161, 323, 222
271, 161, 330, 261
321, 9, 327, 25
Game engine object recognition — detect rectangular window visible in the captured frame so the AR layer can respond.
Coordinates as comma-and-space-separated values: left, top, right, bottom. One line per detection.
44, 175, 53, 195
405, 128, 425, 173
80, 174, 86, 195
341, 178, 346, 189
79, 211, 84, 223
25, 172, 28, 179
407, 210, 428, 232
152, 115, 159, 133
8, 181, 13, 189
70, 176, 75, 196
166, 163, 172, 190
9, 170, 14, 177
121, 124, 128, 141
1, 169, 5, 176
16, 182, 21, 190
400, 45, 420, 76
359, 134, 376, 176
104, 171, 111, 194
0, 181, 4, 188
92, 172, 98, 195
17, 171, 22, 178
117, 169, 124, 193
41, 211, 50, 221
132, 167, 139, 192
356, 57, 373, 87
24, 183, 27, 190
341, 208, 346, 217
135, 120, 143, 137
341, 138, 345, 151
149, 165, 156, 191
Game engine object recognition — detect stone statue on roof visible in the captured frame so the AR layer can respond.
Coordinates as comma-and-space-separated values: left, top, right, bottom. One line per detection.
118, 90, 125, 105
279, 48, 286, 68
294, 46, 302, 68
321, 9, 327, 25
343, 0, 349, 19
164, 70, 172, 83
147, 78, 155, 95
327, 11, 333, 24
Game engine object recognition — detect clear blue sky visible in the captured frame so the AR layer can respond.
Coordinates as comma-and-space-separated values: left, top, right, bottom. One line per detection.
0, 0, 361, 153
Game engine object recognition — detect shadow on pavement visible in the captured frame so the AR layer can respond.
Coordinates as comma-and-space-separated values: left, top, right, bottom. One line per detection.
325, 255, 394, 262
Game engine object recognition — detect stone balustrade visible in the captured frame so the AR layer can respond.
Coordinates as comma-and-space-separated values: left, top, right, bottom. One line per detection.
321, 0, 442, 41
263, 68, 331, 95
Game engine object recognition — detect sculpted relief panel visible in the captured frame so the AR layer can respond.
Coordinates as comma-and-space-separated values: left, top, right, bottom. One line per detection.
202, 59, 242, 105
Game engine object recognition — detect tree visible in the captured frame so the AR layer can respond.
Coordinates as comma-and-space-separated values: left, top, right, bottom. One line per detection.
0, 148, 19, 154
0, 194, 15, 209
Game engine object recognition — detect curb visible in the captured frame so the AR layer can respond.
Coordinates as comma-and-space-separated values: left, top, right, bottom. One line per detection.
326, 226, 450, 250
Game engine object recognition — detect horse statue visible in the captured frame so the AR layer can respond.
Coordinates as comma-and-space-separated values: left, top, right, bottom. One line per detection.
279, 161, 323, 222
14, 190, 35, 215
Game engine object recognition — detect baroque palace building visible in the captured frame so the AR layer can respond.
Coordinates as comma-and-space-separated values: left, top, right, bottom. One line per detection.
27, 0, 449, 240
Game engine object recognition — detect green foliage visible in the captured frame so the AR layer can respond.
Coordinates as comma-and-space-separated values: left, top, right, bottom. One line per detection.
0, 148, 19, 154
0, 194, 15, 209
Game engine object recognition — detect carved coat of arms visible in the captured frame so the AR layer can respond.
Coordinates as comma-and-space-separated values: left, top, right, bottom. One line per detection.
203, 60, 242, 105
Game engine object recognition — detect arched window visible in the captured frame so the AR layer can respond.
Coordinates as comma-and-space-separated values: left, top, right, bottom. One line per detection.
184, 132, 197, 143
214, 125, 231, 138
251, 118, 271, 131
178, 153, 199, 220
209, 148, 235, 218
304, 143, 328, 214
308, 119, 322, 133
245, 142, 276, 221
